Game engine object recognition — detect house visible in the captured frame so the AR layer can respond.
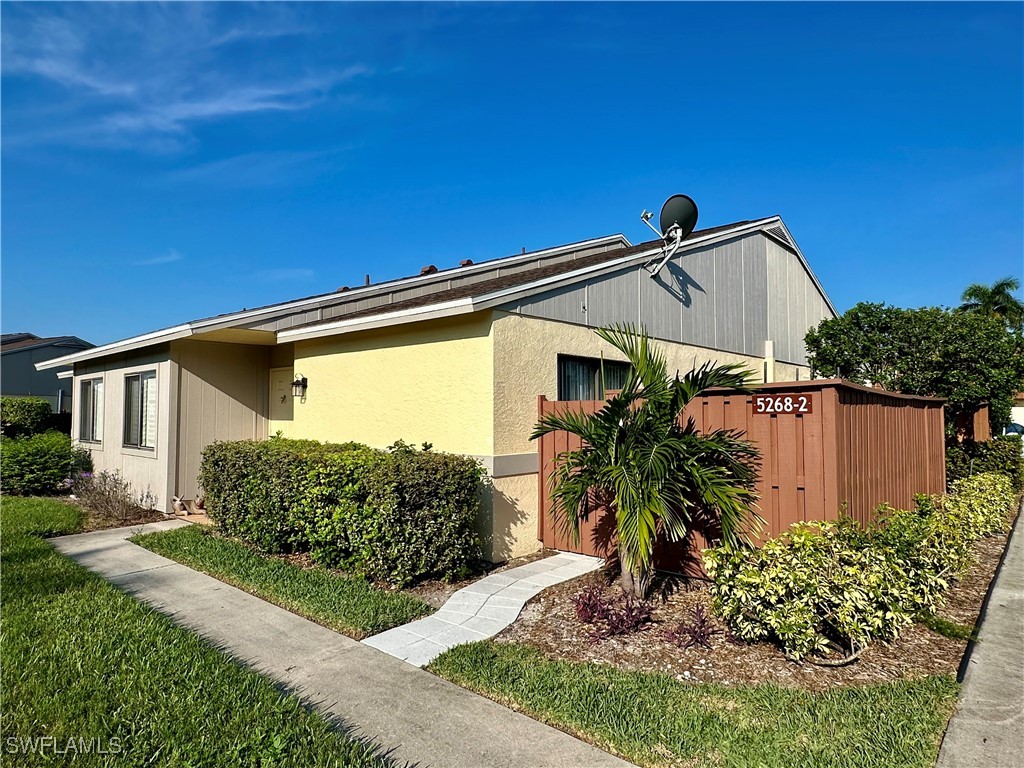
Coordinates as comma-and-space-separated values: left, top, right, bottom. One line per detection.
37, 216, 837, 561
2, 333, 94, 411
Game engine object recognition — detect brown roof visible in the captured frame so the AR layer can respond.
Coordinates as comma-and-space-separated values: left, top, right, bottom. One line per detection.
0, 335, 92, 353
291, 220, 757, 331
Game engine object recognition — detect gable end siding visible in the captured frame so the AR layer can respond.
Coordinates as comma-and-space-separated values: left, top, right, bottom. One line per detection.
498, 231, 832, 365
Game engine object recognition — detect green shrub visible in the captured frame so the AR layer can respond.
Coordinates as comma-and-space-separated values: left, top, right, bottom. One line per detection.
0, 396, 52, 437
0, 431, 81, 495
704, 472, 1015, 660
200, 438, 484, 586
946, 435, 1024, 493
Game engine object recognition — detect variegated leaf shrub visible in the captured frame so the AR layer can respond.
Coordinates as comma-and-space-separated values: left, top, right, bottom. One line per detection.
703, 472, 1016, 660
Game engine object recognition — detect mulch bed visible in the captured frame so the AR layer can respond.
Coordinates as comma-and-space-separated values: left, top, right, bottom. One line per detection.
73, 501, 170, 532
495, 531, 1011, 692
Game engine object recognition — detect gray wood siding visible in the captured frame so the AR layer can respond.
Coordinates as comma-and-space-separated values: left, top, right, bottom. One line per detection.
503, 231, 831, 364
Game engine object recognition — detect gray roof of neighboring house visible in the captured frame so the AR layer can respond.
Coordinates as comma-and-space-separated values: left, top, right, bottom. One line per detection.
2, 334, 94, 354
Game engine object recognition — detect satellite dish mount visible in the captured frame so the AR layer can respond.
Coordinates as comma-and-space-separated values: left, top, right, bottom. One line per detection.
641, 194, 698, 278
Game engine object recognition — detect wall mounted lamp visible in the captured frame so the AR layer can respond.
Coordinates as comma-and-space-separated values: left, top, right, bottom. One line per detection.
291, 375, 308, 398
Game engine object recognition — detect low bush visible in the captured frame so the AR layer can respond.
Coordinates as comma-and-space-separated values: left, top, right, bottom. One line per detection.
0, 396, 52, 437
200, 438, 484, 586
0, 431, 89, 496
75, 470, 158, 523
946, 435, 1024, 493
704, 472, 1015, 660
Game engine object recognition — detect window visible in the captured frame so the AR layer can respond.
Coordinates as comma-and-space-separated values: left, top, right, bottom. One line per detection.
79, 378, 103, 442
123, 371, 157, 449
557, 355, 631, 400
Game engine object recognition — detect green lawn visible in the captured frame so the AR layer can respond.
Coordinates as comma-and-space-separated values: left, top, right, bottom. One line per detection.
430, 641, 959, 768
1, 496, 402, 768
132, 524, 432, 639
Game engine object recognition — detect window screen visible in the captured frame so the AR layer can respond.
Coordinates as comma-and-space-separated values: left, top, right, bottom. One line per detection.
557, 356, 631, 400
124, 371, 156, 449
79, 378, 103, 442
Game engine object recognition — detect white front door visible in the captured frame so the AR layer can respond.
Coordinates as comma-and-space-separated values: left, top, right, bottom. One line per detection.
269, 369, 294, 423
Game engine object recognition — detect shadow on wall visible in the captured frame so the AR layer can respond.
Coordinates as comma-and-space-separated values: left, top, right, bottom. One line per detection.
477, 475, 529, 564
653, 261, 705, 308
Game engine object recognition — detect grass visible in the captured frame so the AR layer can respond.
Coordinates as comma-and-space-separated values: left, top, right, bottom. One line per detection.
132, 524, 432, 639
429, 641, 959, 768
917, 611, 978, 641
1, 496, 401, 768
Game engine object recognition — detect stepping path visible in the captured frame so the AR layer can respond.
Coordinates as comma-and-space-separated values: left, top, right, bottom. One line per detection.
364, 552, 602, 666
50, 522, 630, 768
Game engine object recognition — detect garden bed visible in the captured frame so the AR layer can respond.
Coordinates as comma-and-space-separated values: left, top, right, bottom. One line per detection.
494, 528, 1010, 692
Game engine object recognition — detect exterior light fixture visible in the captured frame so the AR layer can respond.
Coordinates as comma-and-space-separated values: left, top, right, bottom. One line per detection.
291, 375, 308, 398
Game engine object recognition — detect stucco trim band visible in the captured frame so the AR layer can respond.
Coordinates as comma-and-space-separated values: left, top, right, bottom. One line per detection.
471, 452, 539, 478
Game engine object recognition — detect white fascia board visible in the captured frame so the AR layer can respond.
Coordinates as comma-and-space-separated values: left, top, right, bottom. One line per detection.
277, 298, 476, 342
56, 370, 74, 380
34, 325, 193, 371
190, 234, 631, 333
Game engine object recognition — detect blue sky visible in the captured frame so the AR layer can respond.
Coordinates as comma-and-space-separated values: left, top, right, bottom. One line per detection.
2, 2, 1021, 345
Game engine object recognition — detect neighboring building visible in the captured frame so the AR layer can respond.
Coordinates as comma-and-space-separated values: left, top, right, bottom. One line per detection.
38, 216, 837, 560
2, 333, 94, 411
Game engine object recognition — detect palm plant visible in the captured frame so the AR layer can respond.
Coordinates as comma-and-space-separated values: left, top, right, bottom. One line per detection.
531, 325, 762, 598
958, 277, 1024, 329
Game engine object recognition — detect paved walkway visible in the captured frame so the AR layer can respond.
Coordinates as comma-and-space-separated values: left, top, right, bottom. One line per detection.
50, 522, 630, 768
936, 507, 1024, 768
364, 552, 602, 666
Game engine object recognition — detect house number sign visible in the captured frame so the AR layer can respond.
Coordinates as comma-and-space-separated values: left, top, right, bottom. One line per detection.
752, 393, 812, 414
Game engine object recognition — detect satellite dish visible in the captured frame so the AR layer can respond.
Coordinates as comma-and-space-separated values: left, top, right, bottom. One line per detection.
659, 194, 698, 240
640, 193, 699, 278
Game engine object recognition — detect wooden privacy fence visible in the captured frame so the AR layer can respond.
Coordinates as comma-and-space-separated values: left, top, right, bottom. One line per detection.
537, 379, 946, 573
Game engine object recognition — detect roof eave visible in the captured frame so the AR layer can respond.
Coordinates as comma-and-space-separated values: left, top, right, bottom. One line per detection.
34, 325, 193, 371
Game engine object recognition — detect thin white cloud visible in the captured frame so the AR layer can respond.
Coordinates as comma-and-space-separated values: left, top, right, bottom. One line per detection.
134, 249, 184, 267
1, 6, 372, 151
160, 148, 347, 187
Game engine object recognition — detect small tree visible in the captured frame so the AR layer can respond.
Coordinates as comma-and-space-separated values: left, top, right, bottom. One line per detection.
806, 302, 1024, 432
531, 325, 761, 598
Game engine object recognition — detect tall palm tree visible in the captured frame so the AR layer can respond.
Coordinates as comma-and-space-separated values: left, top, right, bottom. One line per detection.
959, 277, 1024, 328
531, 325, 762, 598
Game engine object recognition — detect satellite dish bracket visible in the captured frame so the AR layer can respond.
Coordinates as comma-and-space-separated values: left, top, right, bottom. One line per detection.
644, 224, 684, 277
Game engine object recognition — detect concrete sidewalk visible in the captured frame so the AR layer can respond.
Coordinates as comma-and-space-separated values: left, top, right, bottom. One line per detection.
936, 507, 1024, 768
51, 522, 631, 768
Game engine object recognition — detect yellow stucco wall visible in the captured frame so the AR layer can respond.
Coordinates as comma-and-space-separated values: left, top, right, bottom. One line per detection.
491, 312, 773, 456
286, 313, 495, 456
487, 472, 540, 561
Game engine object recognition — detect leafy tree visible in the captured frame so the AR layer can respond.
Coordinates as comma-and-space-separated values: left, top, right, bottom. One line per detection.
806, 302, 1024, 432
531, 325, 761, 598
958, 276, 1024, 329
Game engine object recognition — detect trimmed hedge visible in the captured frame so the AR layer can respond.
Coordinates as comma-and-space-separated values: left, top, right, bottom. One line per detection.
0, 431, 91, 496
200, 438, 484, 586
0, 396, 53, 437
704, 473, 1016, 660
946, 435, 1024, 493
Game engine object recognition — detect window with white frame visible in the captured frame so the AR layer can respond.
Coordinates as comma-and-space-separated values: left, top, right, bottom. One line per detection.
79, 378, 103, 442
123, 371, 157, 449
